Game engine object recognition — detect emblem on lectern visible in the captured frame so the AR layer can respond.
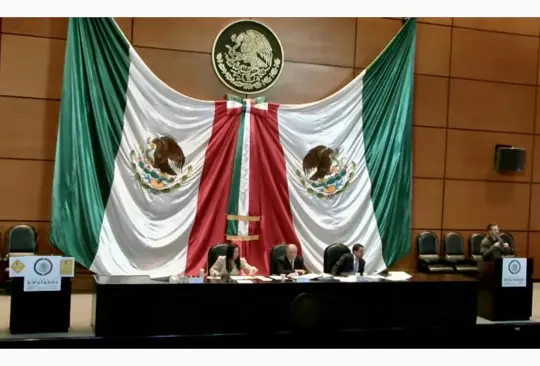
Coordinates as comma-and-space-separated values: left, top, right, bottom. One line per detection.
60, 258, 75, 276
508, 259, 521, 275
11, 259, 25, 273
33, 258, 53, 276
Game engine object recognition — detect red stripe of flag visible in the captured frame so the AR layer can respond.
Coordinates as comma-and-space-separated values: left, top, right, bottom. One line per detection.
185, 101, 241, 275
247, 103, 301, 275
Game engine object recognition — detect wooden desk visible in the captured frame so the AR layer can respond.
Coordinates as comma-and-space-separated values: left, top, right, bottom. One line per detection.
92, 273, 478, 337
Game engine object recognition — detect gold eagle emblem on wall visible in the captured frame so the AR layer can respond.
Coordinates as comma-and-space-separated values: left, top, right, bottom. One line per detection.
212, 20, 284, 94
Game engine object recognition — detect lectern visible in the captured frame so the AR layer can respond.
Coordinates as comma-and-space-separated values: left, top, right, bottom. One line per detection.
8, 255, 75, 334
477, 257, 533, 321
10, 277, 72, 334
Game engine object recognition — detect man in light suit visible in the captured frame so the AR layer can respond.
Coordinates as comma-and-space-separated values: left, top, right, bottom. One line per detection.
276, 244, 308, 277
331, 243, 365, 276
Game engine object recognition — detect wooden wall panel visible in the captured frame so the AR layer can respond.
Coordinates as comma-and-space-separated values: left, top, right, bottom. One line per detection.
115, 18, 133, 41
413, 127, 446, 178
255, 18, 356, 67
451, 28, 538, 84
412, 178, 443, 229
1, 17, 68, 38
133, 18, 238, 53
1, 17, 132, 40
0, 35, 65, 99
508, 232, 529, 257
453, 18, 540, 36
536, 87, 540, 133
413, 75, 448, 128
448, 79, 536, 134
0, 160, 54, 221
532, 136, 540, 183
445, 130, 533, 182
443, 180, 530, 230
415, 23, 452, 76
0, 97, 59, 160
418, 18, 452, 26
528, 232, 540, 279
529, 184, 540, 231
355, 18, 402, 69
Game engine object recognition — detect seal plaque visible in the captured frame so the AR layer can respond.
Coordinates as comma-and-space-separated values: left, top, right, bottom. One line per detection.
212, 19, 284, 94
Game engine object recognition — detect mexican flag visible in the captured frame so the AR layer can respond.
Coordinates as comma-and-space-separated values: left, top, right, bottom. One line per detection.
51, 18, 416, 275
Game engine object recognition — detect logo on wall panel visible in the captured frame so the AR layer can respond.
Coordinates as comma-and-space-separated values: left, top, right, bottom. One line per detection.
212, 19, 284, 94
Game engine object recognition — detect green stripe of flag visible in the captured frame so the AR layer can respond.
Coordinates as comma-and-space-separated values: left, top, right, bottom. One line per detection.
50, 18, 131, 267
362, 18, 416, 267
226, 100, 248, 236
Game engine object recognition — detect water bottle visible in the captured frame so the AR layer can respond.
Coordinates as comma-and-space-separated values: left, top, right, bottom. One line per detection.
199, 268, 205, 279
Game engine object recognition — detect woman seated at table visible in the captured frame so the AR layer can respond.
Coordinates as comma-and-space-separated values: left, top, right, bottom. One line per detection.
209, 244, 258, 277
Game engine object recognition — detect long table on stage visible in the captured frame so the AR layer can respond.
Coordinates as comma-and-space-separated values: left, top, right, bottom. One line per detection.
91, 273, 478, 337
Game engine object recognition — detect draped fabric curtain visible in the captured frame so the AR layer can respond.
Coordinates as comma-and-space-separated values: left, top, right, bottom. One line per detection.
50, 18, 416, 275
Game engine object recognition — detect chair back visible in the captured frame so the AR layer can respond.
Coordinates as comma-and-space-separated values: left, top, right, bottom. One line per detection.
8, 225, 37, 254
444, 232, 465, 261
469, 233, 485, 261
207, 243, 229, 271
323, 244, 350, 274
417, 231, 440, 261
269, 244, 288, 275
500, 232, 515, 249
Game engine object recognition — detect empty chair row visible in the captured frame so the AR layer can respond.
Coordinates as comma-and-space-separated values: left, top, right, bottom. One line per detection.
416, 231, 515, 274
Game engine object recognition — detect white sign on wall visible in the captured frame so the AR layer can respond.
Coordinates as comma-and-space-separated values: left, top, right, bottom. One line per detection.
501, 258, 527, 288
9, 256, 75, 292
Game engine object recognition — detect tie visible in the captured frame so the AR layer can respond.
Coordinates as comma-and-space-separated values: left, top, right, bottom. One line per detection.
291, 260, 294, 270
354, 259, 358, 273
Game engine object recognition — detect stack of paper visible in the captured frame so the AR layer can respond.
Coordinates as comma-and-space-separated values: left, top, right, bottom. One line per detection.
235, 280, 253, 284
386, 271, 412, 281
336, 276, 358, 282
254, 276, 272, 282
230, 275, 255, 281
149, 272, 177, 280
364, 274, 385, 280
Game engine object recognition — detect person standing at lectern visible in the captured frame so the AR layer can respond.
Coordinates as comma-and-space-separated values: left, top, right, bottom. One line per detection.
331, 243, 365, 276
480, 223, 514, 261
209, 244, 258, 277
276, 244, 308, 277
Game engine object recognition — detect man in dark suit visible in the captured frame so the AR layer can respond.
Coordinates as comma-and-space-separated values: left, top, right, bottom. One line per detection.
481, 223, 514, 261
276, 244, 308, 277
331, 243, 365, 276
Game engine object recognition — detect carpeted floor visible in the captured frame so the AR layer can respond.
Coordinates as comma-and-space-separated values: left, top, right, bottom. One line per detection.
1, 284, 540, 331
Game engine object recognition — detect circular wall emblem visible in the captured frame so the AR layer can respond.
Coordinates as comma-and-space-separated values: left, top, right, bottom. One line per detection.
508, 260, 521, 275
34, 258, 53, 276
212, 19, 284, 94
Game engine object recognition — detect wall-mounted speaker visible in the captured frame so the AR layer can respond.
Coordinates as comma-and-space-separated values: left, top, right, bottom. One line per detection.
494, 144, 526, 172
